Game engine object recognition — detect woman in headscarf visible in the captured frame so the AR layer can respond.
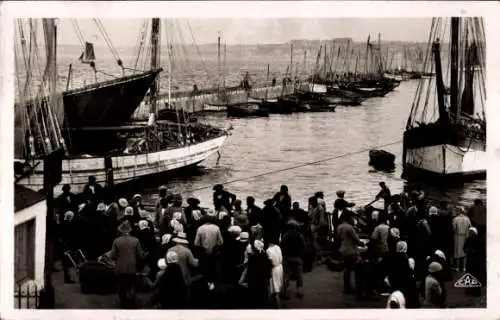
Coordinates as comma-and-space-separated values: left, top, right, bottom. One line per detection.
386, 290, 406, 309
246, 239, 272, 309
422, 262, 445, 308
148, 234, 174, 281
116, 198, 129, 221
452, 206, 471, 272
427, 249, 451, 282
427, 206, 440, 250
266, 236, 284, 308
386, 241, 420, 308
157, 251, 188, 309
222, 225, 244, 285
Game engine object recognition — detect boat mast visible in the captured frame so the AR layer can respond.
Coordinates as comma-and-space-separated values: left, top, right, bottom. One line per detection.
150, 18, 160, 118
217, 32, 221, 96
450, 17, 460, 118
223, 41, 227, 89
290, 43, 294, 92
265, 64, 270, 100
433, 37, 448, 123
323, 42, 327, 81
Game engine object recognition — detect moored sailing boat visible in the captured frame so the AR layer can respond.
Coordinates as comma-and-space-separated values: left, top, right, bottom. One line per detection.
402, 17, 486, 180
14, 18, 228, 196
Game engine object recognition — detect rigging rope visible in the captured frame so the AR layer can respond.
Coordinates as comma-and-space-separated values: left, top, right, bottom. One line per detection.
93, 18, 124, 70
70, 19, 86, 49
189, 140, 402, 192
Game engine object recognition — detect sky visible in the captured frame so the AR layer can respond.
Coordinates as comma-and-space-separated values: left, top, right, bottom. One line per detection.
56, 18, 433, 46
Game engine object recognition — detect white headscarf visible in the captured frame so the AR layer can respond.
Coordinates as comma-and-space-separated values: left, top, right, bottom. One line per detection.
138, 220, 149, 230
434, 249, 446, 260
386, 290, 406, 308
429, 206, 439, 216
173, 211, 182, 221
64, 211, 75, 221
157, 258, 167, 270
161, 234, 172, 245
253, 240, 265, 253
408, 258, 415, 271
166, 251, 179, 264
124, 206, 134, 216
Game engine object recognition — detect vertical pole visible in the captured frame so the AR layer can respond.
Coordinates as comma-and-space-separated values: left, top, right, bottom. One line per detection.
40, 186, 55, 308
150, 18, 160, 116
450, 17, 459, 117
290, 43, 294, 92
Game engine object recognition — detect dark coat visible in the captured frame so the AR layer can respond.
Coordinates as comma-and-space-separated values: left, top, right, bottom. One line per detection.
246, 249, 272, 308
260, 204, 283, 244
56, 192, 79, 216
213, 190, 236, 212
281, 229, 306, 259
247, 205, 263, 226
158, 263, 188, 309
59, 219, 78, 251
386, 252, 420, 308
273, 192, 292, 220
83, 183, 103, 203
109, 234, 146, 275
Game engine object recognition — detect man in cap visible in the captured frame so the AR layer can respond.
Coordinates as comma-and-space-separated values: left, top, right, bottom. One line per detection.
246, 196, 262, 226
56, 184, 78, 217
281, 219, 307, 299
109, 220, 147, 309
273, 185, 292, 221
83, 175, 103, 204
213, 184, 236, 213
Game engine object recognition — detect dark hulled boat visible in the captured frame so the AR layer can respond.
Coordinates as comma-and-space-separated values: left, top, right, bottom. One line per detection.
227, 101, 269, 117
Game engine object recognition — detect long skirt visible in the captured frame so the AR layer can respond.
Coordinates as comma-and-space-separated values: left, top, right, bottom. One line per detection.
454, 234, 467, 259
269, 264, 284, 294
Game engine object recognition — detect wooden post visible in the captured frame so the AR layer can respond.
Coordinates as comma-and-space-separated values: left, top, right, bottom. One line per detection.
39, 148, 63, 309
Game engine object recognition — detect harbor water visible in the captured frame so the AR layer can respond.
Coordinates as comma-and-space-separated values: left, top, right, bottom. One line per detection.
132, 80, 486, 210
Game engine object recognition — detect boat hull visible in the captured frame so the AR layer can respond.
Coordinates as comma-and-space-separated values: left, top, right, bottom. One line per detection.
15, 135, 228, 197
403, 123, 486, 180
403, 145, 486, 181
203, 103, 227, 112
227, 103, 269, 118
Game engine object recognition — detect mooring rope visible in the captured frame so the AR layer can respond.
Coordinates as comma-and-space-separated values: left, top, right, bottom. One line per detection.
189, 140, 402, 192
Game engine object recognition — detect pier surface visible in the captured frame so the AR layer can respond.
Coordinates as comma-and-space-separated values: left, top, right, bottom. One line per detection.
53, 263, 484, 309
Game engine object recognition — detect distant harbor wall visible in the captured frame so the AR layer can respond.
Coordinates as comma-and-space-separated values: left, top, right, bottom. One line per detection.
133, 85, 290, 120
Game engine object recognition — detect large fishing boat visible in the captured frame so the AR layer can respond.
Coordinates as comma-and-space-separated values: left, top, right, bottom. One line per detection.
14, 18, 228, 196
402, 17, 486, 180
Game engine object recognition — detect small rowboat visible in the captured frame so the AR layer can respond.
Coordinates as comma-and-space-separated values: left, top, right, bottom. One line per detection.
369, 149, 396, 169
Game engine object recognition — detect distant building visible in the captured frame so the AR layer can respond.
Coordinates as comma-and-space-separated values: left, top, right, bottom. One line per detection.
14, 185, 47, 308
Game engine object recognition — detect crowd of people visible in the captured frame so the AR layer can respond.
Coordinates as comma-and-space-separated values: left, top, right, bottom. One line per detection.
52, 176, 487, 309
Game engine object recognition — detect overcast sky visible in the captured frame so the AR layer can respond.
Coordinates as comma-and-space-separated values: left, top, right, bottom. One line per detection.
56, 18, 432, 46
